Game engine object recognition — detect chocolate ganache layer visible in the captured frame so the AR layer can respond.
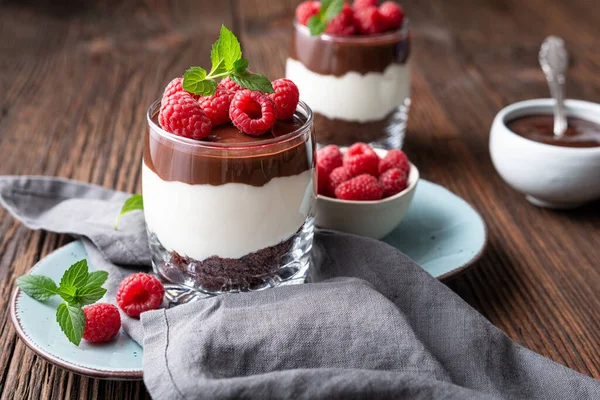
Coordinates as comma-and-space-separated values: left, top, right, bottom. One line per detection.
145, 113, 315, 187
289, 22, 410, 76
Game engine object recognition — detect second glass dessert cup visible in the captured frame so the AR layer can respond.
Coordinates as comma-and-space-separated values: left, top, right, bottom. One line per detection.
143, 100, 317, 302
286, 21, 411, 149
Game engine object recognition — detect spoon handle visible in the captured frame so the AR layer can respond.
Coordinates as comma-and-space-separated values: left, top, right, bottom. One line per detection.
550, 74, 567, 136
539, 36, 569, 137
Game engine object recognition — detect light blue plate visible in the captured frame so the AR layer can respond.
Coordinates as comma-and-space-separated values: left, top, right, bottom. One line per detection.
10, 180, 485, 379
384, 180, 487, 279
10, 241, 143, 380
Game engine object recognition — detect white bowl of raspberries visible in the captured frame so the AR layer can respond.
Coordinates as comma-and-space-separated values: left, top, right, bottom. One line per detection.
315, 143, 419, 239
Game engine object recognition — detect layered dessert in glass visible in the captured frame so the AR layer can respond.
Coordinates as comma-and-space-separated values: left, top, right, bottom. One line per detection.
141, 32, 316, 299
286, 1, 410, 148
144, 100, 315, 299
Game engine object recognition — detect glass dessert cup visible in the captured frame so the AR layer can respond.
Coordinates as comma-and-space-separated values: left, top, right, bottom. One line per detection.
143, 100, 317, 302
286, 20, 411, 149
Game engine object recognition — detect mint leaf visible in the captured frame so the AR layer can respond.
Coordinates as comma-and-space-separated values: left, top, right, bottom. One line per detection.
57, 285, 78, 303
218, 25, 242, 70
182, 67, 218, 96
308, 17, 327, 36
59, 260, 88, 289
210, 40, 227, 76
233, 58, 249, 74
323, 0, 344, 20
16, 275, 58, 301
56, 303, 85, 346
84, 270, 108, 290
77, 286, 107, 306
307, 0, 345, 35
231, 72, 274, 94
114, 194, 144, 229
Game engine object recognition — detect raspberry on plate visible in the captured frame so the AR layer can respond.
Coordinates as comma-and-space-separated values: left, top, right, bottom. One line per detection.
329, 166, 353, 194
379, 149, 409, 175
296, 1, 320, 25
335, 174, 383, 200
116, 273, 164, 318
379, 167, 408, 197
379, 1, 404, 30
199, 89, 234, 126
82, 303, 121, 343
353, 0, 378, 10
354, 6, 387, 34
325, 4, 356, 36
317, 145, 344, 175
159, 92, 212, 140
343, 142, 380, 177
218, 77, 243, 92
229, 90, 277, 136
270, 78, 300, 120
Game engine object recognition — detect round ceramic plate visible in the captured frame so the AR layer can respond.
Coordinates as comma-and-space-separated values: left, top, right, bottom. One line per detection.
384, 179, 487, 279
10, 241, 143, 380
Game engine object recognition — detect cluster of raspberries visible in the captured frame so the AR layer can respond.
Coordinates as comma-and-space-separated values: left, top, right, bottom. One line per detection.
318, 143, 411, 201
158, 77, 300, 139
296, 0, 404, 35
81, 273, 164, 343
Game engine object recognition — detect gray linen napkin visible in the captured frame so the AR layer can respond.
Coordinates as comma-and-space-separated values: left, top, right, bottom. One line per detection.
1, 175, 599, 400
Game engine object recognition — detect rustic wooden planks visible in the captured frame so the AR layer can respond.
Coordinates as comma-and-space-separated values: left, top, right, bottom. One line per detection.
0, 0, 599, 398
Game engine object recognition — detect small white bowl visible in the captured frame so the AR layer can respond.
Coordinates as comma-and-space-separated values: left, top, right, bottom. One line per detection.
490, 99, 600, 209
315, 148, 419, 239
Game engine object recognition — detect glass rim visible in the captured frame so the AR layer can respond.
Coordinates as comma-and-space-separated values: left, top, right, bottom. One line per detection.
293, 19, 409, 44
147, 98, 314, 150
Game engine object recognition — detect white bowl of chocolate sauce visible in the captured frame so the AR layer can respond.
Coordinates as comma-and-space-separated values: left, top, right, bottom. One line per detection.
490, 99, 600, 209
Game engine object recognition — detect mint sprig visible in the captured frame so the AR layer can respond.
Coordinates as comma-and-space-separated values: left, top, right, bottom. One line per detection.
16, 259, 109, 346
182, 25, 274, 96
307, 0, 345, 35
114, 194, 143, 230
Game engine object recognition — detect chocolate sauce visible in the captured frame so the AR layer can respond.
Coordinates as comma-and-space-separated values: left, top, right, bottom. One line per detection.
507, 115, 600, 148
289, 23, 410, 76
144, 115, 315, 187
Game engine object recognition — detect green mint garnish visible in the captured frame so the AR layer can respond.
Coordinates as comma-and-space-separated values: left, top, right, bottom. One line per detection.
182, 25, 274, 96
15, 259, 109, 346
114, 194, 144, 230
15, 275, 58, 301
307, 0, 345, 35
56, 303, 86, 346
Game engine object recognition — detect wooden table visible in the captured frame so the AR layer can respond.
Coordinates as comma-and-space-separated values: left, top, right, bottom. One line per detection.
1, 0, 599, 398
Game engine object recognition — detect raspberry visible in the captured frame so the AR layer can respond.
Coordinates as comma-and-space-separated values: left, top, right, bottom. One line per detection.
379, 1, 404, 30
354, 6, 387, 34
329, 166, 353, 193
162, 77, 201, 101
198, 89, 234, 126
270, 79, 300, 120
296, 1, 320, 25
82, 303, 121, 343
325, 5, 356, 35
159, 92, 212, 140
353, 0, 378, 10
317, 163, 331, 196
379, 149, 409, 175
229, 90, 277, 136
317, 145, 344, 175
335, 174, 383, 201
343, 143, 380, 177
379, 167, 408, 197
218, 77, 243, 92
116, 273, 164, 318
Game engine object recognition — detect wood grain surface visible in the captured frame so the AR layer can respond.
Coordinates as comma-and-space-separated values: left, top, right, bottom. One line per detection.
0, 0, 599, 398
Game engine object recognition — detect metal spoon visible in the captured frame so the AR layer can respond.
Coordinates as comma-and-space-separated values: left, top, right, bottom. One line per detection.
539, 36, 569, 137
